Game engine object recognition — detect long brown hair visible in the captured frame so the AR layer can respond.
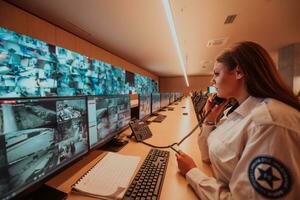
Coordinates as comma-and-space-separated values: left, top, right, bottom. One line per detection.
216, 41, 300, 111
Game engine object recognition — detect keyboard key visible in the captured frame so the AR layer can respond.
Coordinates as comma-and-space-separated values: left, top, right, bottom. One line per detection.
123, 149, 169, 200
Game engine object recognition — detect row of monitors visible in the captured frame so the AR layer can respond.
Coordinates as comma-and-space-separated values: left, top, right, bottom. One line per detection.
139, 92, 183, 119
0, 26, 158, 97
0, 92, 182, 200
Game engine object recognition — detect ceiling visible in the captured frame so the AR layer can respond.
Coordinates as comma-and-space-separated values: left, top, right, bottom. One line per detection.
7, 0, 300, 77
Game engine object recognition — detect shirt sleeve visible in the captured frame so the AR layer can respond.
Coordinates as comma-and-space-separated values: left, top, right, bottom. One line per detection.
198, 124, 215, 163
186, 168, 232, 200
187, 124, 300, 200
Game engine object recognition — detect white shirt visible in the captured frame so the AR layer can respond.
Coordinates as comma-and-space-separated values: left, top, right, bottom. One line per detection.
186, 96, 300, 199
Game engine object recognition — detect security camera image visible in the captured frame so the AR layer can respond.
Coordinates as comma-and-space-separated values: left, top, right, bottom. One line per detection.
160, 93, 170, 108
134, 73, 152, 94
0, 27, 57, 98
151, 93, 160, 113
0, 26, 158, 99
139, 94, 151, 119
88, 95, 131, 149
56, 49, 126, 96
56, 47, 90, 96
169, 93, 175, 103
0, 97, 88, 200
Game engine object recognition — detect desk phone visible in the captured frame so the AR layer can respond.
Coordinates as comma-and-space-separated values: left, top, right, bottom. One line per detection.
129, 120, 152, 142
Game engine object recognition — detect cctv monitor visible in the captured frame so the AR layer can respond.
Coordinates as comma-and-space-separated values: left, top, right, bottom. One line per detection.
208, 86, 217, 94
151, 93, 160, 113
0, 96, 88, 200
169, 93, 175, 104
87, 94, 131, 149
138, 94, 151, 120
160, 93, 169, 108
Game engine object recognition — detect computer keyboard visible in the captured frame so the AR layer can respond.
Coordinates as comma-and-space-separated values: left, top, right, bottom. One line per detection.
152, 114, 166, 123
123, 148, 169, 200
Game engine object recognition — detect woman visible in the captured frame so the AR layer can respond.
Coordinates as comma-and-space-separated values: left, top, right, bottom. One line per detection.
176, 41, 300, 199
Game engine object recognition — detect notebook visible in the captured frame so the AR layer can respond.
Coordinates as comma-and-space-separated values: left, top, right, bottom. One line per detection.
72, 152, 140, 199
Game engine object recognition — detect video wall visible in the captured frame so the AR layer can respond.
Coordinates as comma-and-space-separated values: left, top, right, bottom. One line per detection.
0, 26, 158, 98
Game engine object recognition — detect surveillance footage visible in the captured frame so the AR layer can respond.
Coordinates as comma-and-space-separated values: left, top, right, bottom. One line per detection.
0, 98, 88, 200
161, 93, 170, 108
139, 95, 151, 119
0, 27, 158, 99
88, 95, 131, 148
152, 93, 161, 113
0, 27, 57, 97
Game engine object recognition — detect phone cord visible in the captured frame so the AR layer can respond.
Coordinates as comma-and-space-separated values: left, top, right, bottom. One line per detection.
139, 109, 212, 149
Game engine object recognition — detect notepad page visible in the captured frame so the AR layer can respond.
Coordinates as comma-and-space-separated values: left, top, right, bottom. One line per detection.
73, 152, 140, 199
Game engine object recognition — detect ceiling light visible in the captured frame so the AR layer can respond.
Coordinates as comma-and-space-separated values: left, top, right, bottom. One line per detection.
162, 0, 189, 87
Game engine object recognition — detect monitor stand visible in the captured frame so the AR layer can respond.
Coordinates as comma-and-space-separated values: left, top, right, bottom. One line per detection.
151, 112, 159, 116
99, 137, 128, 152
25, 184, 67, 200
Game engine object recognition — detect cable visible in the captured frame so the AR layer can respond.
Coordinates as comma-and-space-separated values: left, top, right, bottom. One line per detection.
140, 141, 178, 149
134, 107, 213, 150
177, 109, 211, 145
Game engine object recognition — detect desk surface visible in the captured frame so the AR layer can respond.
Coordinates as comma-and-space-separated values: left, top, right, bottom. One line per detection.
47, 97, 213, 200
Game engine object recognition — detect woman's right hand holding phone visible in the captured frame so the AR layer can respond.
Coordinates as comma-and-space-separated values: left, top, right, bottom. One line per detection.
203, 94, 229, 124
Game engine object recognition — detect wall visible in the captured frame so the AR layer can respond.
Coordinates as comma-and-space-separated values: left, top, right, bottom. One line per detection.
160, 50, 281, 94
278, 43, 300, 94
159, 75, 212, 94
0, 0, 158, 81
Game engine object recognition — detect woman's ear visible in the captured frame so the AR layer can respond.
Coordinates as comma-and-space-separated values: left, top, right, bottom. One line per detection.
235, 66, 244, 80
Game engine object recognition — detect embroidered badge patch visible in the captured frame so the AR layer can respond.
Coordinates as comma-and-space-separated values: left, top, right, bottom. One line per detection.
248, 156, 291, 198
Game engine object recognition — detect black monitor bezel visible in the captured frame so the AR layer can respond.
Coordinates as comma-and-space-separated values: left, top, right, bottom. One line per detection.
0, 95, 89, 200
87, 94, 131, 150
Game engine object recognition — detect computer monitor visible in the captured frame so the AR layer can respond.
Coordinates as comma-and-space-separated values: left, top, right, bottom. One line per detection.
208, 86, 217, 94
138, 94, 151, 120
160, 93, 169, 108
151, 93, 160, 113
0, 96, 88, 200
87, 94, 131, 149
169, 93, 175, 104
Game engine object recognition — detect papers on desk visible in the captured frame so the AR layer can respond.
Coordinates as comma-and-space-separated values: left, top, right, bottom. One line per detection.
72, 152, 140, 199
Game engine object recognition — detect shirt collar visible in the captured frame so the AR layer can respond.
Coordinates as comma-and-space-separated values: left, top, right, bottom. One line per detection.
231, 96, 263, 118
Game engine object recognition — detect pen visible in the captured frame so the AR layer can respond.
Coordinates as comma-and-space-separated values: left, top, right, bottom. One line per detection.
170, 146, 180, 153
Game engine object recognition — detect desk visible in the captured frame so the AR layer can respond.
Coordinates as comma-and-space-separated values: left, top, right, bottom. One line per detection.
47, 97, 213, 199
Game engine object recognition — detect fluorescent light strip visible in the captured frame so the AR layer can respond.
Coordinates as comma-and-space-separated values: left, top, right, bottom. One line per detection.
162, 0, 189, 87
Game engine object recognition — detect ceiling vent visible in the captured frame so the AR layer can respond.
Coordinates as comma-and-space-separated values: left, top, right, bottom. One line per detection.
224, 14, 237, 24
207, 38, 228, 47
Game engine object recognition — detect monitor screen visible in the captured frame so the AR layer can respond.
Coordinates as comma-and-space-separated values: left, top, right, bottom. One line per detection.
169, 93, 175, 103
208, 86, 217, 94
125, 71, 134, 87
0, 96, 88, 200
0, 27, 57, 98
160, 93, 169, 108
88, 95, 131, 149
139, 94, 151, 119
151, 93, 160, 113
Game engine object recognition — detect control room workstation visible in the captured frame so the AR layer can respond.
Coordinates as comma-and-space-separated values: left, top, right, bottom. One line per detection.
0, 92, 215, 200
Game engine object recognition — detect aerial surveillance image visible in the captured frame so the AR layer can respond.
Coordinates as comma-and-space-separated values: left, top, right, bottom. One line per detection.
0, 27, 57, 98
0, 97, 88, 200
87, 95, 131, 148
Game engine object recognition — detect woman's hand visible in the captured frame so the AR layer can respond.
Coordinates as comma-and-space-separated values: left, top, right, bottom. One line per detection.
175, 151, 197, 176
203, 94, 230, 123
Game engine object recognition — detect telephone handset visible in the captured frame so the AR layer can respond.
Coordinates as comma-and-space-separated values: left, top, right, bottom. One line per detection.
213, 96, 226, 105
129, 120, 152, 142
